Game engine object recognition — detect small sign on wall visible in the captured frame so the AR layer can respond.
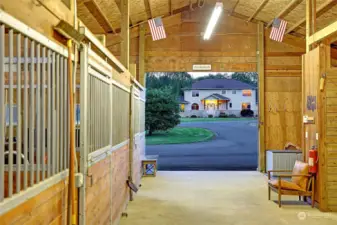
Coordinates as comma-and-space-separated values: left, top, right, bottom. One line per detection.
192, 64, 212, 71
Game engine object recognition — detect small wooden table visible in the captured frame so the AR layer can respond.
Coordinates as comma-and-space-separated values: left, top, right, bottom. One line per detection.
142, 155, 158, 177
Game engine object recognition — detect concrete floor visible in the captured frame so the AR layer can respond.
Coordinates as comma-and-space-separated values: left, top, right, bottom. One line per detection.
121, 171, 337, 225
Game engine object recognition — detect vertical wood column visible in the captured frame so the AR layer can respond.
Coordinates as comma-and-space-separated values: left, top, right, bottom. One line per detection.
306, 0, 313, 52
257, 22, 266, 172
139, 24, 146, 86
121, 0, 130, 69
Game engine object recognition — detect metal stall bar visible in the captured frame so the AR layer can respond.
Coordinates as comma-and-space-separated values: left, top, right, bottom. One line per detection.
56, 54, 60, 173
64, 57, 68, 169
36, 43, 41, 183
0, 24, 5, 202
41, 47, 46, 181
29, 40, 35, 187
47, 49, 52, 178
23, 37, 28, 190
79, 44, 88, 225
16, 33, 22, 193
52, 52, 56, 176
60, 56, 64, 171
8, 29, 14, 197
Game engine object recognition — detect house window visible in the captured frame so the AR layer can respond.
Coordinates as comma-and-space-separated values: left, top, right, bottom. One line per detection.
229, 103, 232, 108
242, 102, 251, 110
192, 91, 199, 97
222, 90, 226, 94
191, 103, 199, 110
242, 90, 252, 96
232, 90, 236, 94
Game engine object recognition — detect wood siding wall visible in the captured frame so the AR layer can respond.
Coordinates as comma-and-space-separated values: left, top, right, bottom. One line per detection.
264, 33, 304, 150
302, 45, 337, 212
0, 178, 75, 224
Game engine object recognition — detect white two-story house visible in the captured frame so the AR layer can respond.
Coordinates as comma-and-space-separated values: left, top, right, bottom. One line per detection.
179, 79, 257, 117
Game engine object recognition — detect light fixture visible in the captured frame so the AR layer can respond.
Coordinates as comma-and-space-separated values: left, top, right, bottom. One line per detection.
203, 2, 223, 40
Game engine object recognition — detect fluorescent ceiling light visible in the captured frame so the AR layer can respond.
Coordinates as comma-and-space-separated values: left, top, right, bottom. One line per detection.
203, 2, 223, 40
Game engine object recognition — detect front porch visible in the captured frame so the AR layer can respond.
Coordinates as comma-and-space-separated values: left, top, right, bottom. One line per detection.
121, 171, 336, 225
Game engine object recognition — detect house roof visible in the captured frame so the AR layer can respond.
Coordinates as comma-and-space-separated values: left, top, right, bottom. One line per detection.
186, 79, 256, 90
177, 96, 189, 104
202, 94, 230, 101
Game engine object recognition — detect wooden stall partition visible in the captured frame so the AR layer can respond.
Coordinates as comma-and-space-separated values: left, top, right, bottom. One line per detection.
0, 173, 74, 225
302, 44, 337, 212
1, 0, 74, 43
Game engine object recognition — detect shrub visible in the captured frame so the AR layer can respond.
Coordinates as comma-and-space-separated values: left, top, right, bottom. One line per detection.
219, 112, 228, 118
240, 109, 254, 117
190, 115, 197, 118
228, 114, 237, 118
208, 114, 214, 118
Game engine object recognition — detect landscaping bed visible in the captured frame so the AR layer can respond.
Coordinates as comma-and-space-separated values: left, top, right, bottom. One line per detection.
146, 127, 214, 145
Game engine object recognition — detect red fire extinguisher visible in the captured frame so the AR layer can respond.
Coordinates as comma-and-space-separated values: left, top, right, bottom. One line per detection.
308, 146, 318, 174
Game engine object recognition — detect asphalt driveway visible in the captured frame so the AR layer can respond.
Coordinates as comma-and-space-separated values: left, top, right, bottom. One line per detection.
146, 120, 258, 171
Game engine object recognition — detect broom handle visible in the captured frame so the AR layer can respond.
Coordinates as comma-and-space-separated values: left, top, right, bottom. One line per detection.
67, 39, 76, 225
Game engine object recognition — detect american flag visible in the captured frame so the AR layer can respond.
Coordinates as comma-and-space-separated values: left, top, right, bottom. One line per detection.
270, 18, 287, 42
148, 17, 166, 41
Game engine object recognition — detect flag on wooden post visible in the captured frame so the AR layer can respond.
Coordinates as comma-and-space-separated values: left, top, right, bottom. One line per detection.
148, 17, 166, 41
269, 18, 287, 42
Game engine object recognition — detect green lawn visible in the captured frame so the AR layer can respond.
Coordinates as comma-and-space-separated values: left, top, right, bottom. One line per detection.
146, 127, 214, 145
180, 117, 257, 123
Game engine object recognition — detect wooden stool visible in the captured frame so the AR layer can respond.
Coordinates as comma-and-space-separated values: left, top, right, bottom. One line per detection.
142, 155, 158, 177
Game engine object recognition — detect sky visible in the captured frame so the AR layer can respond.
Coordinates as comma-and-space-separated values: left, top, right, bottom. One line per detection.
188, 72, 233, 78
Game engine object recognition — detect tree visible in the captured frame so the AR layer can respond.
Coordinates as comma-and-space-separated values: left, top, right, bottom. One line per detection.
146, 88, 180, 135
146, 72, 193, 96
231, 72, 258, 87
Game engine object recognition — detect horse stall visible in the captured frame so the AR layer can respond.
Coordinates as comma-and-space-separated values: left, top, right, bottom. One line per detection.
0, 8, 146, 225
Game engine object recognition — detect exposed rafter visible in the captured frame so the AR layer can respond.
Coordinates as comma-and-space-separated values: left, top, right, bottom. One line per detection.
144, 0, 153, 19
84, 0, 115, 33
106, 13, 182, 47
169, 0, 173, 15
286, 0, 337, 34
115, 0, 133, 26
230, 0, 240, 15
266, 0, 303, 28
247, 0, 269, 22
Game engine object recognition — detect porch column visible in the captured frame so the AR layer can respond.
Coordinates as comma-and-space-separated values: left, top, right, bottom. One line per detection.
217, 100, 219, 109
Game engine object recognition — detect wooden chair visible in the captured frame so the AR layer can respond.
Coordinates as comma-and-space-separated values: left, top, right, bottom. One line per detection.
267, 160, 315, 208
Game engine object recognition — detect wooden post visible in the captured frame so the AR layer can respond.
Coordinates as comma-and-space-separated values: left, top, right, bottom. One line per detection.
306, 0, 313, 52
139, 24, 146, 86
67, 40, 76, 225
257, 22, 266, 172
128, 84, 134, 201
121, 0, 129, 69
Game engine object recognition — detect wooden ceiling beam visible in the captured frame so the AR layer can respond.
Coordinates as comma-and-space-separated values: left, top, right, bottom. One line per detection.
106, 13, 183, 47
286, 0, 337, 34
115, 0, 133, 25
266, 0, 303, 28
247, 0, 269, 22
84, 0, 116, 33
144, 0, 153, 19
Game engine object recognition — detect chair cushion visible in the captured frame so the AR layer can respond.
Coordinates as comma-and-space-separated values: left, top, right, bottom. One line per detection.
291, 160, 309, 190
269, 179, 306, 191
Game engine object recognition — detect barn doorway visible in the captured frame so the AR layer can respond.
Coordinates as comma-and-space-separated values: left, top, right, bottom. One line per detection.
145, 72, 259, 171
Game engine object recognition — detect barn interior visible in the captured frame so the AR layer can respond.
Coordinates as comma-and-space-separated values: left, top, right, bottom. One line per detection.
1, 0, 337, 224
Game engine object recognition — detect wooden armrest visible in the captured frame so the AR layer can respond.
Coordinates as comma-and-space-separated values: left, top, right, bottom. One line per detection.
267, 170, 292, 173
277, 174, 312, 178
267, 170, 292, 179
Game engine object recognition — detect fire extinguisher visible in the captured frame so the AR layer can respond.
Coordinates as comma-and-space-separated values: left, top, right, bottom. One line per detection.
308, 146, 318, 174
